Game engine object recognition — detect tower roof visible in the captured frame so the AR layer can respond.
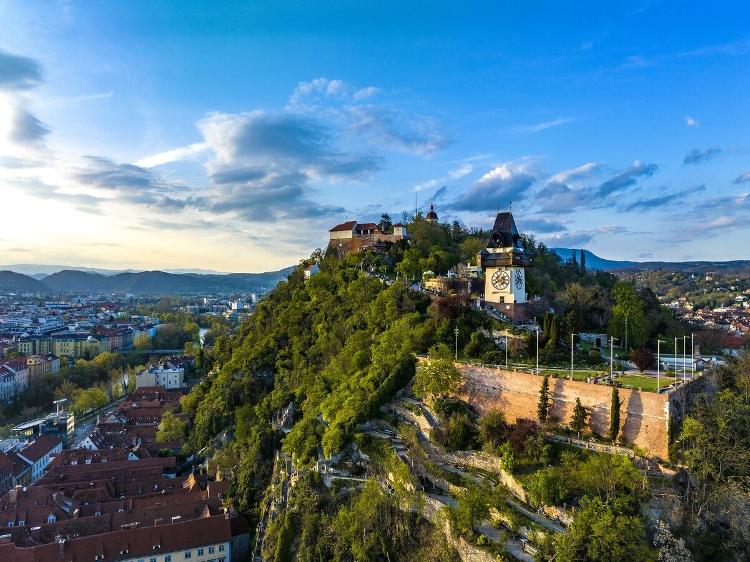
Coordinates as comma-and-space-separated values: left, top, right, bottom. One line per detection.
487, 211, 522, 249
426, 204, 438, 221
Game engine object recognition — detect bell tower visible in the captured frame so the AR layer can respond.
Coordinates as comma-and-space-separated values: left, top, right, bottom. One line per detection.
479, 211, 532, 320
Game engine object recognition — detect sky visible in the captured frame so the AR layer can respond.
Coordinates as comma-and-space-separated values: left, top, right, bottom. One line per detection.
1, 1, 749, 272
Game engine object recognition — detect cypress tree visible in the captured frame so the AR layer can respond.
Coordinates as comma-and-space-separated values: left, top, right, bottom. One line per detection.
538, 375, 550, 423
580, 249, 587, 275
609, 387, 621, 442
570, 397, 587, 436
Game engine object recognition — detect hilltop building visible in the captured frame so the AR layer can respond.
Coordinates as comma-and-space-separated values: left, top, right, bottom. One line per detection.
328, 219, 408, 255
479, 211, 533, 321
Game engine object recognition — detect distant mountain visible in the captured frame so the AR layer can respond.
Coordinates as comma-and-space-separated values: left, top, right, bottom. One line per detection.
552, 248, 638, 270
40, 267, 295, 295
552, 248, 750, 273
0, 270, 48, 293
0, 263, 234, 276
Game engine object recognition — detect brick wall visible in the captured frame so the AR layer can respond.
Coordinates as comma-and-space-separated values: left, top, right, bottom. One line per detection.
456, 364, 671, 459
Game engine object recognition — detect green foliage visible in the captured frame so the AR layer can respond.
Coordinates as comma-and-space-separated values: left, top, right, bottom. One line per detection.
464, 331, 496, 359
537, 375, 551, 422
608, 281, 647, 348
552, 496, 654, 562
478, 409, 509, 450
527, 466, 567, 506
452, 485, 490, 537
570, 397, 587, 435
156, 409, 187, 443
413, 352, 462, 401
72, 386, 107, 415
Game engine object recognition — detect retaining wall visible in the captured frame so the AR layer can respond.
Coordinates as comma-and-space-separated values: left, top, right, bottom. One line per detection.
456, 363, 672, 459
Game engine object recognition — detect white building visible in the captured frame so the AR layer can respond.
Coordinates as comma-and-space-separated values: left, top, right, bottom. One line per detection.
136, 364, 185, 390
16, 435, 62, 482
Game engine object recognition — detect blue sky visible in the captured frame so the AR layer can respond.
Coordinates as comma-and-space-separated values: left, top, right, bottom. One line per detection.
1, 1, 749, 271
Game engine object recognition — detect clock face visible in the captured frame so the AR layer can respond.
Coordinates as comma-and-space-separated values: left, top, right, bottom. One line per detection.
491, 270, 510, 291
515, 269, 523, 289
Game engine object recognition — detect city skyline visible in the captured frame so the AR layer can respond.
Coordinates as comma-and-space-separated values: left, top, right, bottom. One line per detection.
1, 1, 749, 271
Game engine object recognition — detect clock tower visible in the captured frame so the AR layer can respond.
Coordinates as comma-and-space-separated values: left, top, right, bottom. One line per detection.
479, 211, 532, 320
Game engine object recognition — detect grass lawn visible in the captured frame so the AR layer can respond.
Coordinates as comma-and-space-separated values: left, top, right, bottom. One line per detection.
615, 374, 664, 393
539, 368, 604, 381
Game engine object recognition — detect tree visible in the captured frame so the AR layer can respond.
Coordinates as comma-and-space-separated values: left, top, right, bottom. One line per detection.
653, 520, 694, 562
609, 387, 621, 442
378, 213, 393, 233
537, 375, 551, 423
73, 386, 107, 415
479, 409, 508, 450
413, 350, 462, 401
134, 332, 152, 350
554, 496, 654, 562
544, 313, 559, 352
570, 397, 587, 436
156, 409, 187, 443
629, 347, 654, 372
453, 486, 490, 537
608, 281, 647, 348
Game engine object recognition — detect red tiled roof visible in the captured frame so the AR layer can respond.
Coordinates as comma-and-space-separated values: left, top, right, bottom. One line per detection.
18, 435, 60, 463
0, 513, 234, 562
329, 220, 357, 232
355, 222, 379, 231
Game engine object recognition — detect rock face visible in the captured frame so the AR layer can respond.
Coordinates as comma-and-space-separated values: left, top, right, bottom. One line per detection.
457, 364, 672, 459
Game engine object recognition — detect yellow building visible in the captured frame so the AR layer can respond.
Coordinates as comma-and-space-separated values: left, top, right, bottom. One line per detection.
52, 334, 111, 359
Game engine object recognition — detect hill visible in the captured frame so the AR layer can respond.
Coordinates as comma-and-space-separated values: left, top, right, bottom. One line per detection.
0, 271, 48, 293
0, 263, 237, 276
552, 248, 750, 273
41, 267, 294, 294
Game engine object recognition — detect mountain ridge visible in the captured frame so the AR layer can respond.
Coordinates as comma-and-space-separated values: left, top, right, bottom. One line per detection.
551, 248, 750, 273
0, 267, 295, 295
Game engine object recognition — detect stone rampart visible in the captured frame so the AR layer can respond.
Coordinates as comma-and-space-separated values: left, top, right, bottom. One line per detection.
456, 363, 672, 459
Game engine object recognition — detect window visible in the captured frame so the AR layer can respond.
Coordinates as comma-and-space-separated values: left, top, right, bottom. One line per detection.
47, 515, 56, 523
218, 545, 224, 552
218, 558, 225, 562
150, 558, 156, 562
197, 549, 204, 556
184, 552, 192, 559
165, 556, 171, 562
208, 547, 214, 554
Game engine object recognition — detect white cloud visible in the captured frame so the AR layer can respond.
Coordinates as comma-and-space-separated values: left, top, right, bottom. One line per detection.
512, 117, 575, 134
136, 142, 209, 168
448, 162, 473, 179
548, 162, 601, 184
685, 116, 699, 127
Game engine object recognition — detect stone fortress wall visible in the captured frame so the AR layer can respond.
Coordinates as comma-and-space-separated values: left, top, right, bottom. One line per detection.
455, 363, 680, 459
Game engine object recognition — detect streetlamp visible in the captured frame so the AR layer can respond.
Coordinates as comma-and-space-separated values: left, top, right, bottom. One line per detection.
674, 336, 678, 383
570, 333, 577, 380
454, 327, 459, 361
657, 339, 666, 392
610, 336, 618, 379
536, 327, 540, 375
682, 336, 687, 384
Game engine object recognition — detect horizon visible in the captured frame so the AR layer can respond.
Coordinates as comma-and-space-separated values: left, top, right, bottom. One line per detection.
2, 2, 750, 270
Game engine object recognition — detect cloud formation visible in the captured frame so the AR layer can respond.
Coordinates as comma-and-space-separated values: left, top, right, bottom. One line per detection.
449, 161, 536, 212
512, 117, 575, 134
0, 49, 42, 91
683, 147, 721, 165
596, 160, 657, 197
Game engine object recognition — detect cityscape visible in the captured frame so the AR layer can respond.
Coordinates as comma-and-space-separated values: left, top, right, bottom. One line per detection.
1, 2, 749, 562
